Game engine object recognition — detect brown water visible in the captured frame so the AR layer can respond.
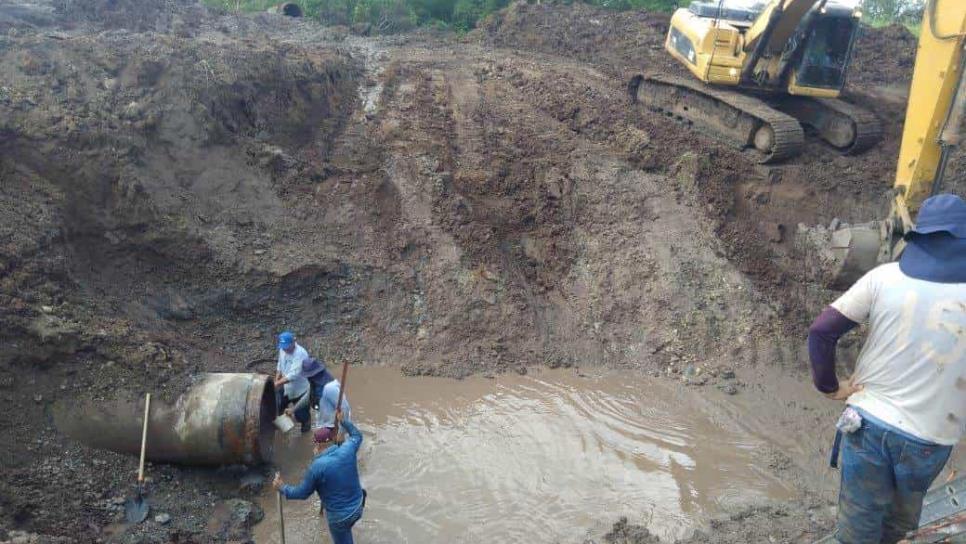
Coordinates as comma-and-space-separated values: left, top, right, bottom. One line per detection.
254, 367, 793, 543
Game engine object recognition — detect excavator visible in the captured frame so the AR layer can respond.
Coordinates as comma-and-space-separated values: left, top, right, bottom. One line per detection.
629, 0, 882, 162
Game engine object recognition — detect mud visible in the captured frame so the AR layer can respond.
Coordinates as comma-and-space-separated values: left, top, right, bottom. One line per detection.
255, 367, 794, 543
0, 0, 962, 542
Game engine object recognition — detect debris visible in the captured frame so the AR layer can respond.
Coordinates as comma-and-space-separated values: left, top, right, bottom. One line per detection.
155, 513, 171, 524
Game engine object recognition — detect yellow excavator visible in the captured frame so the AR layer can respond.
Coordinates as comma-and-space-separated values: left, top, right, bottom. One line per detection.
629, 0, 882, 162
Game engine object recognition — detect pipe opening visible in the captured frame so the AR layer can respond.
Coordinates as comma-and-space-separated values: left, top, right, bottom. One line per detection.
281, 3, 303, 17
255, 376, 277, 463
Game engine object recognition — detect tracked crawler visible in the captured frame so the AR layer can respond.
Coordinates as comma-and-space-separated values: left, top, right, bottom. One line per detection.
629, 74, 881, 163
641, 0, 882, 163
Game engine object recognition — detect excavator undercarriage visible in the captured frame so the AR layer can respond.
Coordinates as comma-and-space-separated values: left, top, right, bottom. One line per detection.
629, 73, 882, 163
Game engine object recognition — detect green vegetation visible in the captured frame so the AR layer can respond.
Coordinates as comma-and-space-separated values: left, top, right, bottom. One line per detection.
205, 0, 927, 34
205, 0, 685, 32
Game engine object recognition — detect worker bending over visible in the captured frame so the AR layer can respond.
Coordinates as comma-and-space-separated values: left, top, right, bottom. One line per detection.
287, 357, 352, 429
274, 331, 311, 433
807, 194, 966, 544
273, 414, 366, 544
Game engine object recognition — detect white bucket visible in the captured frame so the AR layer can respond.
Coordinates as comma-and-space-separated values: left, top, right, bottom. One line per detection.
273, 413, 295, 433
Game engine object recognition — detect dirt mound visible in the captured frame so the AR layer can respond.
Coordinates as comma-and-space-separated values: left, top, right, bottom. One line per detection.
479, 1, 676, 77
55, 0, 206, 32
849, 24, 917, 91
0, 18, 361, 539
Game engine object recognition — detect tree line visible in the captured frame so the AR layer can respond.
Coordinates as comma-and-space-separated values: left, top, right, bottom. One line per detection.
206, 0, 925, 34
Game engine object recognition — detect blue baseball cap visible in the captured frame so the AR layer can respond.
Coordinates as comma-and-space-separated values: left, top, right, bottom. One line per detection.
907, 193, 966, 239
277, 331, 295, 350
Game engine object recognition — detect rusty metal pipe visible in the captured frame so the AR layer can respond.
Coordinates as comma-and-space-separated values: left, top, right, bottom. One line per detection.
60, 373, 276, 465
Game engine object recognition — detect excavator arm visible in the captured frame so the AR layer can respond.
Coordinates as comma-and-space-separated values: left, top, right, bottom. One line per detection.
826, 0, 966, 287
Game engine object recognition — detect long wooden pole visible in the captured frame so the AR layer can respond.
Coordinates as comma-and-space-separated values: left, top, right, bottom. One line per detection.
333, 361, 349, 443
137, 393, 151, 485
277, 490, 286, 544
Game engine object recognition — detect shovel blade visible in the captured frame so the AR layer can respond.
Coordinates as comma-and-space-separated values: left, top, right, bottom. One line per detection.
124, 496, 149, 524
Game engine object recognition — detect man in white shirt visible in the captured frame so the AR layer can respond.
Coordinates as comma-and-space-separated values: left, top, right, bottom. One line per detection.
275, 331, 312, 433
807, 194, 966, 543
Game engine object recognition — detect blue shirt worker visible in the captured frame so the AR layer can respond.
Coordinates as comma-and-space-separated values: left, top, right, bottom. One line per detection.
807, 194, 966, 544
274, 331, 311, 433
292, 358, 352, 429
273, 416, 366, 544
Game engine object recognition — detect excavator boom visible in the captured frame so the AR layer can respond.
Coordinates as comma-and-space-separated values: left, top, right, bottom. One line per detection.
825, 0, 966, 288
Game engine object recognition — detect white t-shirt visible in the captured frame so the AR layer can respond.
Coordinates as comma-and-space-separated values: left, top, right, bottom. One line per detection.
277, 344, 310, 399
832, 262, 966, 445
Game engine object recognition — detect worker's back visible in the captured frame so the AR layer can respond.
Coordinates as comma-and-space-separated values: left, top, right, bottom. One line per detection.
312, 420, 364, 522
832, 262, 966, 446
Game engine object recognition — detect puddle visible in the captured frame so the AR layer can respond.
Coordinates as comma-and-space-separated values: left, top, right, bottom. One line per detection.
254, 367, 793, 543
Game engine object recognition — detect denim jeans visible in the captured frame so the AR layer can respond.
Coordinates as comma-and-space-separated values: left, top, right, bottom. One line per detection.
835, 414, 952, 544
327, 504, 363, 544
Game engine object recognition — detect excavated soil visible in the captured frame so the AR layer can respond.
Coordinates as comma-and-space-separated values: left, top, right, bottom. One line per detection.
0, 1, 960, 542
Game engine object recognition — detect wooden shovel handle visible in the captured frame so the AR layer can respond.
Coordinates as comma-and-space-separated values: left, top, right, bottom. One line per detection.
137, 393, 151, 483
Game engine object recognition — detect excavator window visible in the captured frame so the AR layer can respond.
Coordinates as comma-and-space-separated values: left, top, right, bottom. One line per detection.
670, 26, 697, 65
794, 15, 857, 90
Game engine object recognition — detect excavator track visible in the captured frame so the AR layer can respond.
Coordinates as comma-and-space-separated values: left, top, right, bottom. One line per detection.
629, 73, 805, 163
773, 96, 882, 155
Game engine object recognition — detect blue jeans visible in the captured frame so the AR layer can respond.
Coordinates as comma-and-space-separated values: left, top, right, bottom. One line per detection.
327, 504, 363, 544
835, 414, 952, 544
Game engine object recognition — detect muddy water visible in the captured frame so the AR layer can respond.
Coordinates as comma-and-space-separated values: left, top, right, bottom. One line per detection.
254, 368, 793, 543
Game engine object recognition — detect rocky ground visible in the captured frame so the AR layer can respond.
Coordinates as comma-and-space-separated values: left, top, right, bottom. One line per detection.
0, 0, 961, 542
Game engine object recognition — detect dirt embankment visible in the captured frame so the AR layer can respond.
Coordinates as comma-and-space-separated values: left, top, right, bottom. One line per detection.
0, 0, 940, 542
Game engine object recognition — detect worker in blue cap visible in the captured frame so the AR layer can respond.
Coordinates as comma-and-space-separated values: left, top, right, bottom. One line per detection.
274, 331, 311, 433
807, 193, 966, 543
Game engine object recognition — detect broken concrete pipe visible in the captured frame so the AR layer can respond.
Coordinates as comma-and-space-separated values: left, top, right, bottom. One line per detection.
59, 373, 276, 465
267, 3, 303, 17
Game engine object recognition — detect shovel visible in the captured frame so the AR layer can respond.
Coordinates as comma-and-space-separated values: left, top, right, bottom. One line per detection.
124, 393, 151, 523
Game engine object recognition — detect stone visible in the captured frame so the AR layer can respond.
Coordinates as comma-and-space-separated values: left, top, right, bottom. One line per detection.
155, 513, 171, 524
239, 472, 265, 494
719, 384, 738, 395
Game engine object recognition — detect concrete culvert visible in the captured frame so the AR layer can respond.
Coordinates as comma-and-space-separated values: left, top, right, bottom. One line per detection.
58, 373, 277, 466
268, 2, 303, 17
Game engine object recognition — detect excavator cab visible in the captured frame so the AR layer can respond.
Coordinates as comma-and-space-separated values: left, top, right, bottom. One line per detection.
790, 6, 860, 92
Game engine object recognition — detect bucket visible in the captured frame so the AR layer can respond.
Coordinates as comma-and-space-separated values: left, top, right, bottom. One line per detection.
273, 413, 295, 433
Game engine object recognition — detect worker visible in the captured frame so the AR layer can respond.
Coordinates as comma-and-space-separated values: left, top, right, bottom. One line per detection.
275, 331, 311, 433
273, 413, 366, 544
806, 193, 966, 544
286, 358, 352, 429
